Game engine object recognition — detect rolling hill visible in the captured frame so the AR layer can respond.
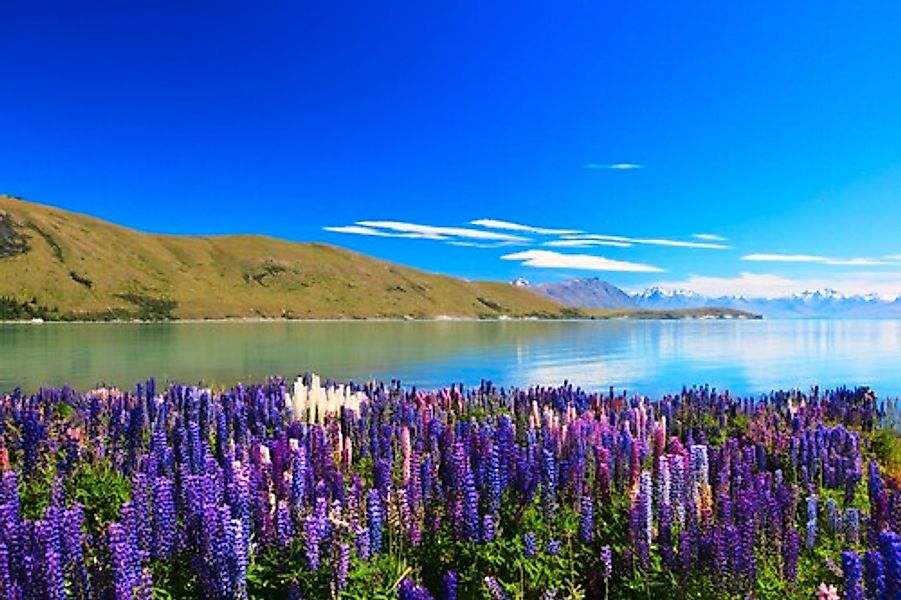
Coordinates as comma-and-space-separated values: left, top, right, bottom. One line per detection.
0, 195, 574, 320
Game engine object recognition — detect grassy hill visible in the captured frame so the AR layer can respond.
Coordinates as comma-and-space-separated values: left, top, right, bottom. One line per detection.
0, 195, 575, 320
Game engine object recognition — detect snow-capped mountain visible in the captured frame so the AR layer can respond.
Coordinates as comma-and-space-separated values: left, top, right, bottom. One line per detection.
635, 287, 901, 318
525, 278, 901, 318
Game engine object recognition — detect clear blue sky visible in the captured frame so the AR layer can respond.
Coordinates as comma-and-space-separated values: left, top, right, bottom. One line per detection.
4, 2, 901, 296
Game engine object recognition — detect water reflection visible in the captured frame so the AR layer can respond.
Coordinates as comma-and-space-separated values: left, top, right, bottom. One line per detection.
1, 320, 900, 396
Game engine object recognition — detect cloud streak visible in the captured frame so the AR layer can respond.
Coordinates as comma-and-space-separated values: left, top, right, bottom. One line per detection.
470, 219, 581, 235
563, 234, 729, 250
743, 253, 901, 267
582, 163, 644, 170
502, 249, 663, 273
543, 239, 633, 249
693, 233, 727, 242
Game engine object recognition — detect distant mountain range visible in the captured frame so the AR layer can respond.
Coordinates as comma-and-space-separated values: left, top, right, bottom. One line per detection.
524, 277, 901, 318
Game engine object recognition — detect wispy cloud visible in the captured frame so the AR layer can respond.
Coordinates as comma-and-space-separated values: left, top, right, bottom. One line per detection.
582, 162, 644, 170
324, 220, 531, 243
470, 219, 581, 235
501, 249, 663, 273
637, 272, 901, 299
447, 241, 519, 249
564, 233, 729, 250
322, 225, 443, 239
743, 253, 901, 266
693, 233, 727, 242
543, 239, 633, 248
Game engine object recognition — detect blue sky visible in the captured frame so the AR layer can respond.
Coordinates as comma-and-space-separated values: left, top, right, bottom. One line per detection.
3, 2, 901, 297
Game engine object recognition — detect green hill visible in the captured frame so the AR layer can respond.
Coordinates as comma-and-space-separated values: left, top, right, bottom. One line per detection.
0, 195, 573, 320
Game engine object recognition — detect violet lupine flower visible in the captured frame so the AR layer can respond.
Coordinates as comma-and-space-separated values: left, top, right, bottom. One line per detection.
879, 530, 901, 599
152, 476, 176, 560
109, 522, 138, 600
579, 495, 593, 543
783, 528, 800, 584
846, 508, 861, 545
335, 542, 350, 591
805, 495, 818, 549
842, 550, 865, 600
367, 489, 384, 554
523, 532, 537, 558
229, 517, 248, 600
304, 515, 322, 570
355, 525, 371, 560
484, 576, 509, 600
599, 545, 612, 579
399, 578, 436, 600
443, 570, 458, 600
864, 549, 886, 600
546, 539, 561, 556
461, 468, 480, 542
482, 514, 495, 543
275, 500, 294, 547
35, 520, 65, 600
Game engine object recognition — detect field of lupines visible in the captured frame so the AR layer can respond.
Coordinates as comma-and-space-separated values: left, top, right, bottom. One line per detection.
1, 375, 901, 599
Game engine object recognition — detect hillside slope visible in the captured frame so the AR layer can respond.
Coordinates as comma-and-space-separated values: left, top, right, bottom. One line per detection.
0, 195, 571, 320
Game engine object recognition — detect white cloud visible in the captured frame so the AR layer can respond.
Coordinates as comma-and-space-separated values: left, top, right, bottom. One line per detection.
636, 272, 901, 299
470, 218, 581, 235
501, 249, 663, 273
742, 253, 828, 263
583, 163, 644, 170
355, 220, 530, 243
543, 239, 633, 248
322, 225, 444, 239
447, 241, 519, 249
636, 238, 730, 250
563, 233, 728, 250
743, 253, 901, 267
693, 233, 727, 242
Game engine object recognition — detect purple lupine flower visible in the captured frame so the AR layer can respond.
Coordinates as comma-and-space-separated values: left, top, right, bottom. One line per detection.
35, 520, 65, 600
523, 532, 537, 558
443, 570, 458, 600
783, 528, 799, 584
462, 467, 480, 542
335, 542, 350, 591
367, 488, 384, 554
303, 514, 322, 570
482, 514, 496, 543
276, 500, 294, 547
229, 517, 248, 600
579, 495, 593, 544
399, 577, 436, 600
546, 539, 561, 556
842, 550, 865, 600
152, 476, 176, 560
879, 530, 901, 599
599, 545, 612, 579
355, 525, 371, 560
109, 522, 138, 600
845, 508, 861, 545
484, 576, 509, 600
864, 550, 886, 600
805, 495, 818, 549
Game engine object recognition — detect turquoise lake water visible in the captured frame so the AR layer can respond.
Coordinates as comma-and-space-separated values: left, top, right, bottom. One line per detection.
1, 319, 900, 397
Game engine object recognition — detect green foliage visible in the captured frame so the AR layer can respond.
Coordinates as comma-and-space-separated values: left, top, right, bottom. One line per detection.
66, 460, 132, 534
0, 295, 56, 320
115, 292, 179, 320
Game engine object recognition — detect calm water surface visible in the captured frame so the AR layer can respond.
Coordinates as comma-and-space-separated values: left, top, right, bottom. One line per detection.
1, 320, 900, 397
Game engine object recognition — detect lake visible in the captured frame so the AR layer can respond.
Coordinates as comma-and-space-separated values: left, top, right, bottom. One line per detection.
2, 319, 901, 397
